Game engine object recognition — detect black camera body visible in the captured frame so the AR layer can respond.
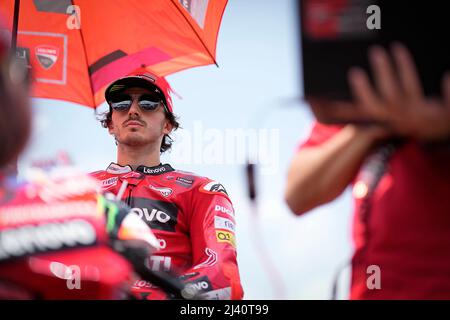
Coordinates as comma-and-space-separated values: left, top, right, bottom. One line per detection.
300, 0, 450, 121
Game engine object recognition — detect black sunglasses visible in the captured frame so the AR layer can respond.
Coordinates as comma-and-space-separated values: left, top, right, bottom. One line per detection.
108, 93, 164, 112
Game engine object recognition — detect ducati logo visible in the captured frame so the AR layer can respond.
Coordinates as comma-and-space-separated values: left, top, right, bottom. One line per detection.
149, 185, 173, 197
35, 45, 59, 70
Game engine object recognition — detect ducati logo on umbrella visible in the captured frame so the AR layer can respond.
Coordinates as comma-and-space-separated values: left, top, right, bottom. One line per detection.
35, 45, 59, 70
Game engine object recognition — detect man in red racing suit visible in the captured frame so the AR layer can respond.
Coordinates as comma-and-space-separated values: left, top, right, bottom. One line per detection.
92, 71, 243, 300
91, 163, 242, 300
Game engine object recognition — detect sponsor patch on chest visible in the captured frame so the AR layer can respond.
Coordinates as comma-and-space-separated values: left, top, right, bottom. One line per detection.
129, 198, 179, 232
149, 185, 173, 198
101, 177, 118, 188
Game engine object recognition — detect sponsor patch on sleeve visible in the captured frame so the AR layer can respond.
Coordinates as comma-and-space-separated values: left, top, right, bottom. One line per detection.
199, 181, 228, 196
215, 230, 236, 247
214, 216, 235, 233
214, 204, 234, 217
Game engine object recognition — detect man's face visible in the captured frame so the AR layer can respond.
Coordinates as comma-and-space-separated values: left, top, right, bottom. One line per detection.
107, 87, 172, 147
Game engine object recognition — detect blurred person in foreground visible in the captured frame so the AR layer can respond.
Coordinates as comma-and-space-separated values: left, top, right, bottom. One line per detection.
285, 43, 450, 299
91, 71, 243, 300
0, 27, 160, 299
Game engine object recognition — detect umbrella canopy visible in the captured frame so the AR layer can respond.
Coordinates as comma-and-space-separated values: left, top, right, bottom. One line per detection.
0, 0, 227, 107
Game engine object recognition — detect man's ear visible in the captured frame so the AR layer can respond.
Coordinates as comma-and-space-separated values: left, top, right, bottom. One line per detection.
107, 121, 114, 136
163, 119, 173, 135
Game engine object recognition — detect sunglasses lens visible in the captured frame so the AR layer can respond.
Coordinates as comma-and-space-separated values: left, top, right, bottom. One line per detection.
139, 94, 161, 111
139, 100, 160, 111
110, 99, 132, 111
109, 94, 163, 111
109, 94, 132, 110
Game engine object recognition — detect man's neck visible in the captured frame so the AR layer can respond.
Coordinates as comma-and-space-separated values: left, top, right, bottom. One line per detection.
116, 143, 161, 170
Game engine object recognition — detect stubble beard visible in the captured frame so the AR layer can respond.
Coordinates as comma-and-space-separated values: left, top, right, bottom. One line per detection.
119, 132, 151, 147
117, 127, 162, 148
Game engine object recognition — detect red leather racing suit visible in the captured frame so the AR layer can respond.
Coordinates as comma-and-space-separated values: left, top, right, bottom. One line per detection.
91, 163, 244, 300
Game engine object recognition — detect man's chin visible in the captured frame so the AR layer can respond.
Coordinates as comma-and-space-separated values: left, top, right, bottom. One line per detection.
120, 134, 150, 147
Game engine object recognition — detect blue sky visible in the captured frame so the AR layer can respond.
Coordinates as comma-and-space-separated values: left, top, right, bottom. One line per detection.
19, 0, 354, 299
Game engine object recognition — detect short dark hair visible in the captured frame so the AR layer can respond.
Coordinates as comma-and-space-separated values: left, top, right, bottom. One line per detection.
98, 104, 180, 154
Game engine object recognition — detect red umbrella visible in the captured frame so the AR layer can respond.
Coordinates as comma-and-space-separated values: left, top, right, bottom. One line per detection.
0, 0, 227, 108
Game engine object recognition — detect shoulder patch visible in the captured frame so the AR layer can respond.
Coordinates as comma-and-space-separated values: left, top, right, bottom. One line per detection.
199, 181, 228, 196
175, 176, 196, 188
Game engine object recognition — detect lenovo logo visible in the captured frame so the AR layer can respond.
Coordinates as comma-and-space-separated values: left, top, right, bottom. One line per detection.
143, 167, 166, 174
131, 208, 170, 224
128, 198, 178, 232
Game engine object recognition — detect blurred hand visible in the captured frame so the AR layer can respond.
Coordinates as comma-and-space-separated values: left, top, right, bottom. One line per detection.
310, 43, 450, 142
351, 43, 450, 141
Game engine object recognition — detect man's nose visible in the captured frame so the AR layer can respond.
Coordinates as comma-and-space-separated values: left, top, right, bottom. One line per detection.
128, 99, 141, 116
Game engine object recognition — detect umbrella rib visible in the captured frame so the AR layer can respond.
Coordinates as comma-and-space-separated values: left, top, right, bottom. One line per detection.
170, 0, 219, 68
12, 0, 20, 50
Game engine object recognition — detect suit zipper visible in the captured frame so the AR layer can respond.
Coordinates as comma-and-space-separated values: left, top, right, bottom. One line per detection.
126, 187, 132, 206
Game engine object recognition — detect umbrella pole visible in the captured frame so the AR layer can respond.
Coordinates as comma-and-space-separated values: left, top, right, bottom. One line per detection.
11, 0, 20, 50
